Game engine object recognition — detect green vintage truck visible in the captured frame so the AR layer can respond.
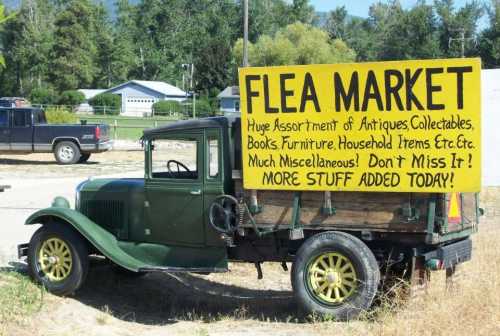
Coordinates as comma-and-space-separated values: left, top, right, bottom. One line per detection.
19, 117, 479, 320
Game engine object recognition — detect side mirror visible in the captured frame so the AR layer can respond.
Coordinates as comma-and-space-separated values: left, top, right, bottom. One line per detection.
478, 208, 485, 216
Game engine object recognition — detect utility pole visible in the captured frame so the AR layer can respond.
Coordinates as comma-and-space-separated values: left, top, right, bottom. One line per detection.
449, 28, 474, 58
243, 0, 249, 67
242, 0, 258, 213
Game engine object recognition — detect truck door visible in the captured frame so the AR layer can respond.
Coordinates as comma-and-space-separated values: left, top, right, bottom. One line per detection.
9, 109, 33, 152
145, 132, 205, 246
0, 109, 9, 150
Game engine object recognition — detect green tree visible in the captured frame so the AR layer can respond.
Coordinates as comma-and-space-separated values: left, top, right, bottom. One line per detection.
233, 22, 356, 66
0, 2, 16, 67
50, 0, 97, 91
435, 0, 483, 57
1, 0, 54, 95
29, 87, 58, 105
93, 1, 134, 88
479, 0, 500, 68
58, 90, 85, 107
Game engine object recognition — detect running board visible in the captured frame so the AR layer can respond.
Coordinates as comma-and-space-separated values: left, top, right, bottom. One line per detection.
138, 266, 228, 273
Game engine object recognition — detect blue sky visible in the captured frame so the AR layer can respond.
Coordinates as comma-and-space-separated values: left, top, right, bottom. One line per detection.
310, 0, 490, 29
310, 0, 487, 15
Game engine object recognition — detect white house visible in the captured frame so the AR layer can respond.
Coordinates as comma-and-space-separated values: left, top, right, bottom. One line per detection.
103, 80, 187, 117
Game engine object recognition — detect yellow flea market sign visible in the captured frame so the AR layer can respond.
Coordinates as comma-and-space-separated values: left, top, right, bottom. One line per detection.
238, 58, 481, 192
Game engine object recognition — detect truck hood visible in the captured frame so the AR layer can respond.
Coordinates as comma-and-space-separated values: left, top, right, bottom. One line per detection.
76, 178, 145, 209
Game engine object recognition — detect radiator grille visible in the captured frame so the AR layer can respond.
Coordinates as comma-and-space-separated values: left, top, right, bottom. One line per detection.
81, 199, 124, 232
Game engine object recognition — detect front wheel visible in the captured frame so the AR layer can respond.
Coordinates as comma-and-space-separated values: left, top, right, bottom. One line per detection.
292, 231, 380, 320
27, 223, 89, 296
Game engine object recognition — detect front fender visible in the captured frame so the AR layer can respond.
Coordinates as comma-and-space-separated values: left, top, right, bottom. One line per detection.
26, 207, 143, 271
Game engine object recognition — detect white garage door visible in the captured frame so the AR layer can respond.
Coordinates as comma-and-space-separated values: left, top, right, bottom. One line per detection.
124, 96, 156, 117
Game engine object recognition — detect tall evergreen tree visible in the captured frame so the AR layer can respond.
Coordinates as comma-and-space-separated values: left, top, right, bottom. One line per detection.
1, 0, 54, 95
479, 0, 500, 68
50, 0, 97, 91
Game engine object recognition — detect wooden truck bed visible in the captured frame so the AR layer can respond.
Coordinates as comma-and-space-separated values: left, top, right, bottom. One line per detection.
234, 179, 478, 236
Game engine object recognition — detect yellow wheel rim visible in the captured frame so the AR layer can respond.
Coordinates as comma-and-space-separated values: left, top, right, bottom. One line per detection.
38, 238, 73, 282
307, 252, 357, 305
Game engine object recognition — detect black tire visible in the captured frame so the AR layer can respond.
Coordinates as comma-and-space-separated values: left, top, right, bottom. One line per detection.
54, 141, 81, 165
78, 153, 91, 163
292, 231, 380, 320
27, 222, 89, 296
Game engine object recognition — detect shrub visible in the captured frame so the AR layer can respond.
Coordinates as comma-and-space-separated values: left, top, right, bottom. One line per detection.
44, 107, 78, 124
152, 100, 182, 116
195, 96, 217, 118
58, 90, 85, 107
89, 93, 121, 115
29, 87, 59, 105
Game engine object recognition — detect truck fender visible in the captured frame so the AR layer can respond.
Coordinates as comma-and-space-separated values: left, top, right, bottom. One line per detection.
25, 207, 143, 272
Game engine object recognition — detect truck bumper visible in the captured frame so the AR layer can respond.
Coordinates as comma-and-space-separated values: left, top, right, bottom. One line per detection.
80, 140, 113, 153
18, 243, 29, 259
423, 238, 472, 269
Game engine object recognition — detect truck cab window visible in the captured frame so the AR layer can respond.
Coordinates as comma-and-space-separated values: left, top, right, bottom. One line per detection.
208, 138, 219, 178
13, 110, 30, 127
33, 110, 46, 124
151, 138, 198, 179
0, 110, 7, 127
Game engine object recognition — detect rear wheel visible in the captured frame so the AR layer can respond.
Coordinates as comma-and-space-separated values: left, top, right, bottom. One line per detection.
28, 223, 89, 295
78, 153, 91, 163
292, 231, 380, 320
54, 141, 81, 164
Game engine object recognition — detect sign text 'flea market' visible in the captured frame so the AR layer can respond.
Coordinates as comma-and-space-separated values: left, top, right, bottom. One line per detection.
238, 58, 481, 192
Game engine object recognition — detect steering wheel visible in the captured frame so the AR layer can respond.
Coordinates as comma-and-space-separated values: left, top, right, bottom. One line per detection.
167, 159, 190, 174
209, 195, 240, 234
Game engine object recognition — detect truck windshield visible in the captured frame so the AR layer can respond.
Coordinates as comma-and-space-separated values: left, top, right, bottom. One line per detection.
151, 138, 198, 179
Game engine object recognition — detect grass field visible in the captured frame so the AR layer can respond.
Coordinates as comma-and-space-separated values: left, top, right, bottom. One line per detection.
78, 115, 180, 140
0, 272, 44, 336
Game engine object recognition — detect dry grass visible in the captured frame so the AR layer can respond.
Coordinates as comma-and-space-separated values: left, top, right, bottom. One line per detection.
308, 223, 500, 336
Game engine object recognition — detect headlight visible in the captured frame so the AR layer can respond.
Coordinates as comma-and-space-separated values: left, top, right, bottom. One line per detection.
75, 180, 88, 210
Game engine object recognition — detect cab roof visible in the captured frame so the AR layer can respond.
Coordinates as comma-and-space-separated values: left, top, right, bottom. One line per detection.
142, 116, 238, 138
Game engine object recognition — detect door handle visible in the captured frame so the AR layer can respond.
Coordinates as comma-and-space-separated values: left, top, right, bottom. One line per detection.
190, 189, 202, 195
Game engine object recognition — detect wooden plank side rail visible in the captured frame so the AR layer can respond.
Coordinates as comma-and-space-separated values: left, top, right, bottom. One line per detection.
235, 179, 431, 233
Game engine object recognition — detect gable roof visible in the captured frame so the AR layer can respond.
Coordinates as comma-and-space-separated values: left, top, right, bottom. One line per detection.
217, 86, 239, 99
105, 80, 187, 97
78, 89, 106, 100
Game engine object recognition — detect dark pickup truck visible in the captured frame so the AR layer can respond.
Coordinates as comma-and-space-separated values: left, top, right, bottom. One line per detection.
0, 107, 112, 164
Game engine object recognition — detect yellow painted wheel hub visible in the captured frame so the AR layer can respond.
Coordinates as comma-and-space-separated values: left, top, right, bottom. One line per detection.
38, 238, 73, 282
307, 252, 357, 304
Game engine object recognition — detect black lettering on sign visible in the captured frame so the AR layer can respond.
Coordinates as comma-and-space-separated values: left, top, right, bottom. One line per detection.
405, 68, 424, 111
362, 70, 384, 111
300, 72, 321, 112
245, 75, 260, 114
280, 73, 297, 113
334, 71, 359, 112
426, 67, 445, 110
447, 66, 473, 109
263, 75, 279, 113
384, 69, 404, 111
